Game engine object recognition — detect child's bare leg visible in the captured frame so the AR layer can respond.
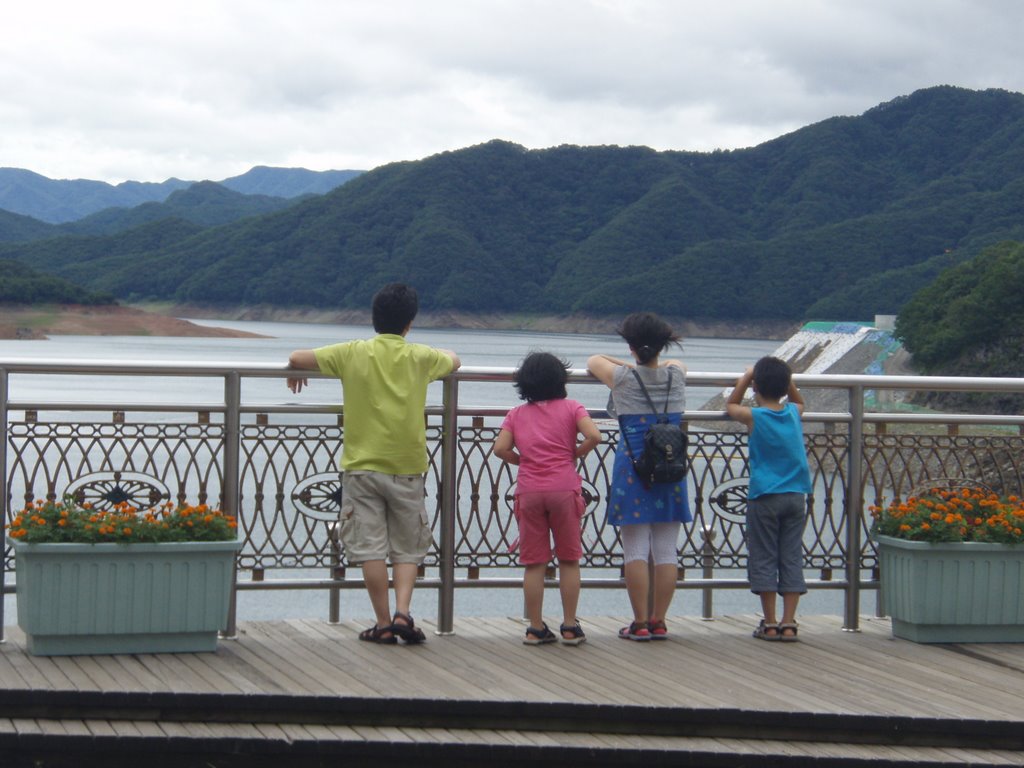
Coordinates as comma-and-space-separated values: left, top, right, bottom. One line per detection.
623, 559, 650, 623
524, 562, 546, 629
558, 559, 581, 631
780, 592, 800, 634
759, 590, 778, 625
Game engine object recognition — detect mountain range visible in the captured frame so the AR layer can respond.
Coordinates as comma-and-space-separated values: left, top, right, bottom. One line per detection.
1, 86, 1023, 324
0, 166, 362, 224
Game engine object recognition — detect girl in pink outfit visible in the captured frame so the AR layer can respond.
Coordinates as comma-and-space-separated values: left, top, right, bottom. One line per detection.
494, 352, 602, 646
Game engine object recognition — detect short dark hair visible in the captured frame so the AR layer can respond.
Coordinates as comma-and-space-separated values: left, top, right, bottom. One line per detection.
617, 312, 681, 365
513, 351, 570, 403
372, 283, 418, 334
752, 356, 792, 400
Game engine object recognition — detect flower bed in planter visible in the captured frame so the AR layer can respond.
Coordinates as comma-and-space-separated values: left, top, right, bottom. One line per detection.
9, 497, 240, 655
14, 539, 241, 655
871, 485, 1024, 643
875, 535, 1024, 643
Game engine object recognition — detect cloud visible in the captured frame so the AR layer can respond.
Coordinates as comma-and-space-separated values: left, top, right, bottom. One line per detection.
1, 0, 1023, 182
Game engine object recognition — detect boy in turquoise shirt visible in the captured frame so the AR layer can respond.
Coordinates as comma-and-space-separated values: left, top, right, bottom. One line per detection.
726, 356, 811, 642
287, 283, 460, 644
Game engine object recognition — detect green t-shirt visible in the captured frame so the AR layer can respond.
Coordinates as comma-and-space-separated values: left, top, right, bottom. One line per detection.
314, 334, 455, 474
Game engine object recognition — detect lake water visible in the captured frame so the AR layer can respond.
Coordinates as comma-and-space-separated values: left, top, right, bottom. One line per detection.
1, 319, 856, 625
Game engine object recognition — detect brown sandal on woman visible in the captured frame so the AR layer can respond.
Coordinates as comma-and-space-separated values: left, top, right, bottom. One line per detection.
391, 611, 427, 644
358, 624, 397, 644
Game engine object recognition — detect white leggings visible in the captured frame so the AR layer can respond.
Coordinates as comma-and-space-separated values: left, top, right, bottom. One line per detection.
620, 522, 681, 566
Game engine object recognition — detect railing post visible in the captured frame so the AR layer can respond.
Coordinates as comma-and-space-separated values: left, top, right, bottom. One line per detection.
700, 526, 717, 620
221, 371, 241, 639
437, 375, 459, 634
844, 384, 865, 632
328, 523, 342, 624
0, 368, 8, 643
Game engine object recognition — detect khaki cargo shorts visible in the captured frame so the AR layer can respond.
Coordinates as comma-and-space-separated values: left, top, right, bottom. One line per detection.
338, 471, 433, 565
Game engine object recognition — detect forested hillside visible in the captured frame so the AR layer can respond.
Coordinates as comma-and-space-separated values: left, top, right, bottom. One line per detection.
0, 259, 112, 304
895, 239, 1024, 410
3, 86, 1023, 322
59, 182, 302, 236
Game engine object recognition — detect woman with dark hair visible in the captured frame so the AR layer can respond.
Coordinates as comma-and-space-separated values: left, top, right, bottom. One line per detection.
494, 352, 602, 645
587, 313, 691, 641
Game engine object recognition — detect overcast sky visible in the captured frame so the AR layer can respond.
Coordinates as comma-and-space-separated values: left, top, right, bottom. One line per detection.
3, 0, 1022, 184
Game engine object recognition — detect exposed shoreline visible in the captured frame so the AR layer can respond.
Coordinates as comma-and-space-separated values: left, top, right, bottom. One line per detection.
0, 304, 267, 340
0, 302, 799, 341
143, 302, 800, 340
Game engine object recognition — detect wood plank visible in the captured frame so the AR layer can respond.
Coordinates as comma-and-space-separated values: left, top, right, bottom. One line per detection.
84, 719, 118, 737
214, 623, 328, 694
1, 613, 1023, 767
253, 619, 386, 697
11, 718, 43, 735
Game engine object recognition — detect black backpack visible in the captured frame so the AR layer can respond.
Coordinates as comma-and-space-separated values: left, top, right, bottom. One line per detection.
620, 369, 688, 489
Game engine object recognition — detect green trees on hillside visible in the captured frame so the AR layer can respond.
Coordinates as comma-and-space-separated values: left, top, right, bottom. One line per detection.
2, 86, 1024, 322
0, 259, 113, 304
896, 241, 1024, 370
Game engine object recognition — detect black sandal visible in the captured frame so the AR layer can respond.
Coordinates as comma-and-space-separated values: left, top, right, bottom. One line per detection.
523, 624, 557, 645
358, 624, 397, 644
559, 622, 587, 646
391, 611, 427, 644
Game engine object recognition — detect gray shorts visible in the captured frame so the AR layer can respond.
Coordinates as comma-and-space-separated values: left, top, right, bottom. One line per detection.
338, 471, 433, 565
746, 492, 808, 594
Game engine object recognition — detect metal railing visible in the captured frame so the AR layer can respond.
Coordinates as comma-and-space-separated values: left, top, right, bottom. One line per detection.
2, 360, 1024, 642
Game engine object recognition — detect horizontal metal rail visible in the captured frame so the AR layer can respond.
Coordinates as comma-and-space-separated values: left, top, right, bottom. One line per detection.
2, 359, 1023, 641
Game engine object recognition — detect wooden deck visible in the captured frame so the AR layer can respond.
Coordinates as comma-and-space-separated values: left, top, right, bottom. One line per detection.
2, 613, 1024, 766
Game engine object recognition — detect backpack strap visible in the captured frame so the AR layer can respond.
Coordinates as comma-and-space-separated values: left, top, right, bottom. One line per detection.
630, 368, 673, 416
620, 368, 674, 464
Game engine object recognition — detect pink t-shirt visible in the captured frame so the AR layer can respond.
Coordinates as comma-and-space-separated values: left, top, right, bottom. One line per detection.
500, 398, 588, 492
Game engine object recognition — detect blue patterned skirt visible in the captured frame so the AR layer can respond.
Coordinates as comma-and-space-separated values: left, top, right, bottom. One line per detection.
607, 413, 692, 527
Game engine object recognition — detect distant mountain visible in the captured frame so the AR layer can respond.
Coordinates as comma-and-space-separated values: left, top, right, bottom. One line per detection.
3, 86, 1023, 323
0, 207, 57, 243
0, 168, 189, 224
59, 182, 304, 236
0, 166, 362, 224
219, 166, 363, 198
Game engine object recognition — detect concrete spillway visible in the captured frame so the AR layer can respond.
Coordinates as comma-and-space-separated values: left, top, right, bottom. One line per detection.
701, 319, 915, 416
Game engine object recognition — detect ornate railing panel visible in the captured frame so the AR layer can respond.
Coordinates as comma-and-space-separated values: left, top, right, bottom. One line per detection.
2, 362, 1024, 639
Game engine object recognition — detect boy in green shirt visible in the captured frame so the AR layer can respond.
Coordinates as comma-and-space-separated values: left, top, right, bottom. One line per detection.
287, 283, 460, 644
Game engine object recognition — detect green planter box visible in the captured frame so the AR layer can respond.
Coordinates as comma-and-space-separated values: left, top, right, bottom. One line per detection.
876, 534, 1024, 643
15, 539, 240, 656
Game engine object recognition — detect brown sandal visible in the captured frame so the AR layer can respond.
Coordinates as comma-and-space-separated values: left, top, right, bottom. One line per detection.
358, 624, 397, 644
391, 611, 427, 644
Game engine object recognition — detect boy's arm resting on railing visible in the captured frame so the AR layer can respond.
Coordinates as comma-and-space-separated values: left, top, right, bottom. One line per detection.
786, 380, 805, 416
439, 349, 462, 371
286, 350, 319, 394
725, 367, 755, 429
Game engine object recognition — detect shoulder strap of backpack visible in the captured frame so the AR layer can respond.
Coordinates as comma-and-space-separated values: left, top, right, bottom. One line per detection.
630, 368, 672, 415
